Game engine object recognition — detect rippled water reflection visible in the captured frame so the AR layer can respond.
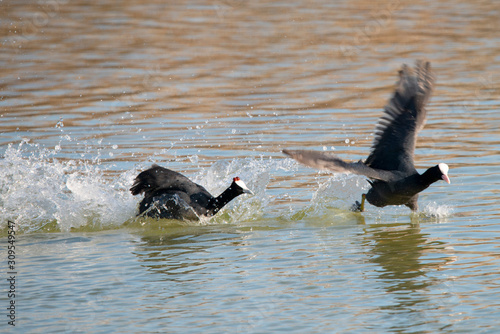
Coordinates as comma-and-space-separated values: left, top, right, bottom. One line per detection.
2, 0, 500, 332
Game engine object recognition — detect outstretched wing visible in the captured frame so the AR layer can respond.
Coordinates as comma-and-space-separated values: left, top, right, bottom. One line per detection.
283, 149, 403, 182
365, 60, 435, 173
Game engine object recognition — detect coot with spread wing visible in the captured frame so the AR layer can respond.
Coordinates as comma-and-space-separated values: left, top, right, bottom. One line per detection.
284, 60, 450, 212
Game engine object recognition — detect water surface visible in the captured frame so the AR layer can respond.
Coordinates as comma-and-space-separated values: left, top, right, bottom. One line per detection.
1, 0, 500, 332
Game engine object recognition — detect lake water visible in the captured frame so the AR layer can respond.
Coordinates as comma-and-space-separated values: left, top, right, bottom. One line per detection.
2, 0, 500, 332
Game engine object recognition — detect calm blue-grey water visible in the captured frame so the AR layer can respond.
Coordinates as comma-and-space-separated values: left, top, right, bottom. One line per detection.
2, 0, 500, 333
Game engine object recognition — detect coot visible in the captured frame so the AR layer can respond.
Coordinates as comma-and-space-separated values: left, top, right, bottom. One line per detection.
131, 164, 253, 220
283, 60, 450, 212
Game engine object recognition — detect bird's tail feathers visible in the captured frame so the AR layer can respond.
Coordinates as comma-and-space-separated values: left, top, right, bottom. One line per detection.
130, 177, 150, 195
130, 165, 162, 196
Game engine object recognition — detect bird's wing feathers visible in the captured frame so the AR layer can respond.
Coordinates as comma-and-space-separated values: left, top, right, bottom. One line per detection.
365, 60, 434, 172
283, 149, 401, 182
130, 164, 211, 197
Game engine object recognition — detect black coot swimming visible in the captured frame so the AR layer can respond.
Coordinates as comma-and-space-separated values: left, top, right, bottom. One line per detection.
283, 60, 450, 212
130, 164, 253, 220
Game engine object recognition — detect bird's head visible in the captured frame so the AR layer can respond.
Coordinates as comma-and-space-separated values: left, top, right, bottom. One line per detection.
438, 163, 450, 184
232, 177, 254, 195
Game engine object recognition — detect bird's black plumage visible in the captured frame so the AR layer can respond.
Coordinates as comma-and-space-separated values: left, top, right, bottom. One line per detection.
131, 164, 253, 220
283, 60, 450, 212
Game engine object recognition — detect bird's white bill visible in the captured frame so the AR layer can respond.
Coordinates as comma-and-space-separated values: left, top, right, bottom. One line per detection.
235, 179, 254, 195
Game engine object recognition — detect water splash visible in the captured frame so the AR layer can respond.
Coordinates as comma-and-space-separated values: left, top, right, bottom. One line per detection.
0, 140, 301, 233
0, 141, 137, 234
127, 156, 303, 228
3, 139, 445, 233
421, 202, 454, 220
193, 156, 297, 224
286, 172, 368, 220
